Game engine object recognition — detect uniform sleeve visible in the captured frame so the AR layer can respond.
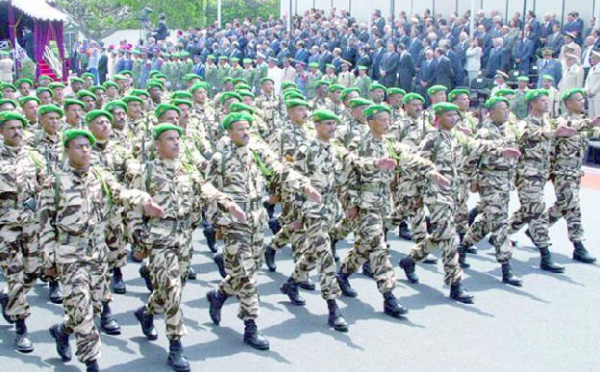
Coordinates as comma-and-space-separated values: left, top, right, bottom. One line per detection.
38, 175, 58, 269
256, 143, 311, 192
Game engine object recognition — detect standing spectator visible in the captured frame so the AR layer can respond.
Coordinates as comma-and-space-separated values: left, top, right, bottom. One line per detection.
559, 33, 582, 67
546, 24, 565, 58
563, 12, 584, 46
396, 43, 415, 91
87, 42, 100, 85
0, 52, 14, 83
558, 54, 584, 92
581, 36, 595, 79
379, 42, 399, 87
536, 48, 562, 88
371, 40, 385, 81
487, 38, 509, 78
514, 31, 535, 75
432, 47, 454, 89
465, 38, 482, 82
584, 51, 600, 117
98, 45, 108, 84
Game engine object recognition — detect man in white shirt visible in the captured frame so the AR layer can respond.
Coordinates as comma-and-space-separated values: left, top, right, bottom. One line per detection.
584, 51, 600, 117
266, 57, 283, 95
580, 36, 595, 79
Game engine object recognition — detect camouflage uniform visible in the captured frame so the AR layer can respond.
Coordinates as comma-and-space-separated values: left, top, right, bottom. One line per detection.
26, 130, 63, 171
254, 93, 282, 144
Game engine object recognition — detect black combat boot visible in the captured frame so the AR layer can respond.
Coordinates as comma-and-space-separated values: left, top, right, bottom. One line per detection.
206, 289, 229, 325
362, 261, 374, 278
48, 279, 63, 304
243, 320, 269, 350
134, 306, 158, 340
539, 247, 565, 273
264, 245, 277, 272
213, 253, 227, 278
467, 207, 479, 226
111, 267, 127, 294
280, 277, 306, 305
167, 338, 191, 372
203, 224, 217, 253
457, 244, 470, 269
15, 319, 33, 353
299, 278, 316, 290
573, 241, 597, 264
383, 292, 409, 318
49, 323, 72, 361
449, 282, 475, 304
399, 257, 419, 283
268, 218, 281, 234
335, 272, 357, 297
398, 221, 413, 241
139, 263, 153, 292
263, 200, 275, 220
186, 266, 197, 280
100, 302, 121, 335
501, 263, 523, 287
0, 291, 15, 324
326, 299, 348, 332
86, 359, 100, 372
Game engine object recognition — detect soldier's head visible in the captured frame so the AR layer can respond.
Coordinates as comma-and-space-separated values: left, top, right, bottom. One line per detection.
147, 81, 164, 101
427, 85, 447, 105
70, 77, 84, 93
341, 88, 360, 107
449, 89, 470, 112
64, 129, 95, 169
261, 78, 274, 95
348, 98, 372, 122
562, 89, 586, 114
0, 112, 26, 147
402, 93, 425, 120
285, 99, 309, 125
39, 105, 64, 135
365, 105, 391, 137
36, 88, 53, 105
20, 97, 40, 123
0, 99, 18, 112
386, 88, 405, 108
369, 84, 386, 104
173, 100, 192, 123
82, 73, 95, 89
191, 83, 209, 104
223, 112, 252, 147
50, 82, 66, 103
238, 91, 255, 106
155, 104, 181, 125
541, 75, 554, 89
86, 110, 113, 141
76, 90, 98, 113
433, 103, 459, 131
316, 81, 330, 97
0, 83, 15, 100
329, 85, 344, 103
485, 97, 510, 124
104, 101, 127, 130
124, 96, 143, 120
154, 123, 183, 160
64, 99, 86, 126
517, 76, 529, 90
312, 110, 338, 142
526, 90, 549, 115
16, 79, 33, 98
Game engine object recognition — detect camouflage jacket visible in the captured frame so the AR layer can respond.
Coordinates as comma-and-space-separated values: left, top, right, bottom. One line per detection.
551, 112, 600, 177
515, 115, 555, 178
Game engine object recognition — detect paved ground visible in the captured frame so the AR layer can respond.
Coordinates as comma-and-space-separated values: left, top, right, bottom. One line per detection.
1, 168, 600, 372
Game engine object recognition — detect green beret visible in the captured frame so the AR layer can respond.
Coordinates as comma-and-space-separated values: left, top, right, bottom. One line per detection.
0, 98, 18, 108
283, 91, 306, 101
233, 78, 248, 85
311, 109, 340, 122
562, 88, 586, 101
364, 104, 392, 118
113, 74, 128, 81
103, 81, 119, 89
308, 62, 319, 69
86, 109, 114, 124
494, 89, 516, 98
123, 95, 143, 104
525, 89, 549, 102
63, 99, 86, 110
221, 112, 254, 130
0, 83, 16, 91
155, 103, 181, 118
348, 98, 373, 108
76, 90, 97, 101
231, 57, 240, 62
171, 91, 194, 100
219, 92, 242, 105
38, 104, 64, 118
103, 100, 127, 112
427, 85, 448, 96
207, 55, 216, 60
484, 96, 509, 109
326, 64, 335, 69
148, 70, 161, 78
0, 111, 27, 127
70, 77, 85, 84
218, 56, 228, 61
387, 88, 406, 96
146, 80, 164, 91
261, 77, 275, 84
184, 73, 202, 82
121, 70, 133, 77
91, 85, 106, 93
130, 89, 149, 97
153, 123, 183, 140
63, 129, 96, 147
49, 82, 66, 89
448, 89, 470, 101
517, 76, 530, 82
222, 77, 233, 84
229, 102, 255, 114
190, 82, 210, 93
154, 73, 168, 80
368, 83, 387, 92
171, 99, 193, 108
281, 81, 298, 90
237, 90, 255, 99
542, 74, 554, 82
328, 84, 344, 92
315, 80, 330, 88
15, 78, 34, 87
243, 58, 253, 64
38, 75, 53, 82
432, 102, 459, 115
36, 87, 52, 96
358, 66, 368, 71
403, 93, 425, 104
341, 87, 360, 101
19, 96, 41, 107
235, 84, 253, 91
81, 72, 95, 80
284, 99, 310, 108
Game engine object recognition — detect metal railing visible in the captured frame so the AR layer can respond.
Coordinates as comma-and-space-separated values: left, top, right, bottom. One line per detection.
43, 44, 63, 80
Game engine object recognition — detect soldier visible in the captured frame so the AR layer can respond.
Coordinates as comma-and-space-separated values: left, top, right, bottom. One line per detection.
41, 129, 164, 372
50, 82, 66, 106
205, 55, 219, 97
325, 84, 345, 115
76, 90, 98, 113
513, 76, 530, 120
368, 83, 386, 104
547, 89, 599, 263
424, 85, 448, 125
60, 99, 86, 131
206, 112, 321, 350
254, 77, 282, 137
305, 62, 322, 99
36, 87, 53, 106
15, 78, 33, 99
507, 90, 578, 273
354, 66, 372, 98
541, 75, 561, 118
310, 80, 330, 111
19, 96, 40, 130
0, 112, 44, 353
386, 88, 406, 124
459, 97, 524, 286
103, 100, 128, 143
337, 60, 355, 88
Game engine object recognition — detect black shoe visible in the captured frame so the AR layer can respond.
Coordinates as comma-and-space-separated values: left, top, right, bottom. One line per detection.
398, 221, 413, 241
539, 247, 565, 273
167, 339, 191, 372
264, 245, 277, 272
573, 241, 596, 264
206, 289, 228, 325
422, 253, 438, 264
111, 267, 127, 294
134, 306, 158, 341
399, 257, 419, 284
326, 299, 348, 332
139, 264, 153, 292
243, 320, 269, 350
336, 272, 357, 297
263, 201, 275, 220
450, 282, 474, 304
299, 278, 316, 291
362, 261, 374, 278
214, 253, 227, 278
457, 244, 470, 269
468, 207, 479, 226
15, 319, 33, 353
0, 292, 15, 324
383, 292, 409, 318
487, 235, 496, 248
49, 323, 72, 361
280, 278, 306, 306
187, 267, 197, 280
101, 302, 121, 335
86, 359, 100, 372
268, 218, 281, 234
501, 263, 523, 287
48, 280, 63, 304
203, 225, 217, 253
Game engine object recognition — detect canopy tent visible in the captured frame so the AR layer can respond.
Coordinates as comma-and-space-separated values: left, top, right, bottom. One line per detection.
0, 0, 68, 80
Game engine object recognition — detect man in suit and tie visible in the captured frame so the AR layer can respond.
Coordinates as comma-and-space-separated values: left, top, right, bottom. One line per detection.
396, 43, 416, 91
308, 45, 320, 65
584, 50, 600, 117
371, 40, 385, 82
341, 38, 358, 67
515, 31, 535, 75
408, 29, 423, 61
536, 48, 562, 88
442, 43, 464, 88
294, 41, 309, 65
318, 44, 333, 74
540, 13, 558, 45
432, 47, 454, 89
546, 24, 565, 59
581, 37, 595, 80
453, 32, 469, 69
98, 46, 108, 84
558, 53, 584, 92
564, 12, 584, 46
525, 11, 541, 40
487, 38, 509, 79
379, 42, 399, 87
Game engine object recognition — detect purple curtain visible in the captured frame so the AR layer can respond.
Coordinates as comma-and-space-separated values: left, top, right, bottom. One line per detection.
8, 4, 16, 47
53, 22, 67, 81
34, 21, 52, 78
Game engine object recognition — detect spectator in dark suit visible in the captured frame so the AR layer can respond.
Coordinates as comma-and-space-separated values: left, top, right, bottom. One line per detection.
514, 31, 535, 75
408, 29, 423, 60
308, 45, 320, 65
318, 43, 333, 74
546, 24, 565, 58
371, 39, 385, 81
372, 9, 386, 36
540, 13, 559, 43
417, 48, 435, 97
379, 41, 399, 87
396, 43, 415, 91
355, 46, 371, 70
584, 17, 597, 39
276, 41, 292, 67
525, 11, 541, 40
98, 47, 108, 84
486, 38, 509, 78
564, 12, 584, 46
432, 47, 454, 89
341, 38, 358, 67
294, 40, 309, 65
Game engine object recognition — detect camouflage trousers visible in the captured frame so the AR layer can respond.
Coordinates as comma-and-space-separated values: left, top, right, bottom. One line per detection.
455, 181, 470, 237
58, 261, 104, 363
339, 209, 396, 294
392, 194, 428, 244
218, 214, 265, 321
291, 217, 341, 300
408, 202, 463, 285
271, 199, 304, 263
146, 241, 187, 340
464, 183, 513, 263
0, 222, 39, 321
105, 208, 127, 271
548, 174, 584, 242
508, 175, 550, 246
